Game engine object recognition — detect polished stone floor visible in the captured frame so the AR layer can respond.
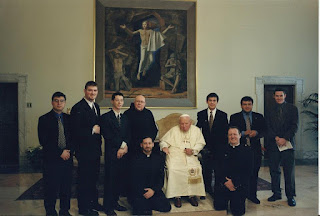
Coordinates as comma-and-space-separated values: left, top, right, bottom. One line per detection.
0, 165, 317, 216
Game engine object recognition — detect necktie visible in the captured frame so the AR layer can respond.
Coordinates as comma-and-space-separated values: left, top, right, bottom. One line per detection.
58, 116, 66, 149
92, 104, 97, 115
117, 114, 121, 126
245, 114, 251, 146
209, 111, 213, 131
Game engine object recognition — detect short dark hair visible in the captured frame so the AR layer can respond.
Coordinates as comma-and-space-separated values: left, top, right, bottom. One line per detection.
228, 126, 241, 134
85, 81, 98, 89
274, 88, 286, 95
206, 93, 219, 102
51, 92, 66, 101
241, 96, 253, 104
111, 92, 124, 100
140, 136, 154, 143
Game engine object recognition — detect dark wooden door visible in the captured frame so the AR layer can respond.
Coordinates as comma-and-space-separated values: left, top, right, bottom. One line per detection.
0, 83, 19, 167
264, 85, 295, 158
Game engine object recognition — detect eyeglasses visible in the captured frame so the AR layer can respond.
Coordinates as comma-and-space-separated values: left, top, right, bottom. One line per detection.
53, 99, 65, 103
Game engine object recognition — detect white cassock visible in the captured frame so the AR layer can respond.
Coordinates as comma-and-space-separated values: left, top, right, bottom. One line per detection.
160, 125, 206, 198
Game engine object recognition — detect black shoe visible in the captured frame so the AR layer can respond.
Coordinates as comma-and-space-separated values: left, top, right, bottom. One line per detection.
59, 210, 72, 216
105, 210, 117, 216
78, 209, 99, 216
200, 196, 206, 200
288, 197, 296, 207
267, 194, 282, 202
46, 210, 58, 216
248, 196, 260, 204
114, 203, 127, 211
91, 203, 104, 211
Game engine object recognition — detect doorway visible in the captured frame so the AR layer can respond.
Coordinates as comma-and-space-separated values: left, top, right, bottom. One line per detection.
0, 83, 19, 169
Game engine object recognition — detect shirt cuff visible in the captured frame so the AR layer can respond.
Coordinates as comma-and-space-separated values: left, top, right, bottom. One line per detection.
120, 142, 127, 149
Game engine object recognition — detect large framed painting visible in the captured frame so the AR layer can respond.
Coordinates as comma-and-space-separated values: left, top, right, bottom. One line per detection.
95, 0, 197, 108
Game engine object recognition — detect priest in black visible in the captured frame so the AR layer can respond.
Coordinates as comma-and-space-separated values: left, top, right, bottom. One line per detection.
38, 92, 73, 216
130, 137, 171, 215
123, 95, 158, 156
229, 96, 267, 204
214, 127, 253, 216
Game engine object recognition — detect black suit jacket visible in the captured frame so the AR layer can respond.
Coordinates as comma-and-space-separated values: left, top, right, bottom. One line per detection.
196, 109, 228, 157
100, 110, 130, 162
38, 110, 73, 163
266, 102, 299, 150
70, 98, 102, 160
229, 111, 267, 154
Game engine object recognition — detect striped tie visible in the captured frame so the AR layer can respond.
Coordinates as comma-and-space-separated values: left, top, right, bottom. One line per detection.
58, 116, 66, 149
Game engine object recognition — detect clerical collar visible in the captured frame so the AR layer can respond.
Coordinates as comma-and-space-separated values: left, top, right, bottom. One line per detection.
84, 97, 95, 109
229, 143, 240, 148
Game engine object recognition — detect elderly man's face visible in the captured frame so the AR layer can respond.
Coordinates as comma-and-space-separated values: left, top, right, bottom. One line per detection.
228, 128, 241, 146
134, 95, 146, 111
179, 117, 192, 132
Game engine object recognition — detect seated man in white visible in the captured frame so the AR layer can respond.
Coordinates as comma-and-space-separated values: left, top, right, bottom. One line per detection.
160, 114, 206, 208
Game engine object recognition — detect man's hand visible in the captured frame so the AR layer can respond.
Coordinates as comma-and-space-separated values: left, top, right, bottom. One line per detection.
162, 147, 170, 155
93, 125, 100, 134
184, 148, 193, 156
249, 130, 257, 138
244, 130, 251, 136
60, 150, 70, 160
143, 188, 155, 199
224, 177, 236, 191
117, 148, 126, 159
275, 136, 287, 147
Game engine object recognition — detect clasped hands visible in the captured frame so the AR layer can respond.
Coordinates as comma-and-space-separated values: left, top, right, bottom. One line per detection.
60, 149, 70, 160
275, 136, 287, 147
244, 130, 257, 138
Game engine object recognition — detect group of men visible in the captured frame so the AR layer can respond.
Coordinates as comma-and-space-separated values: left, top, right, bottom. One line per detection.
38, 81, 298, 216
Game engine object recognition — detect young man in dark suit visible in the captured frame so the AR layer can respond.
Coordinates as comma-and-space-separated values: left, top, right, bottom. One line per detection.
266, 88, 298, 207
229, 96, 267, 204
196, 93, 229, 197
71, 81, 103, 215
38, 92, 73, 216
100, 92, 130, 216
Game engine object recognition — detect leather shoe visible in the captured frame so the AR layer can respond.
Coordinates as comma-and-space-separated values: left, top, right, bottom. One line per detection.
288, 197, 296, 207
114, 203, 127, 211
267, 194, 282, 202
248, 196, 260, 204
59, 210, 72, 216
200, 196, 206, 200
78, 209, 99, 216
174, 198, 182, 208
91, 203, 104, 211
105, 210, 117, 216
189, 196, 198, 207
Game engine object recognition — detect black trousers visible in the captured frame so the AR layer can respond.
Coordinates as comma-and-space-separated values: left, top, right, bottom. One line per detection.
132, 191, 171, 215
199, 150, 214, 194
214, 184, 246, 216
269, 149, 295, 198
77, 157, 100, 211
43, 159, 73, 213
103, 157, 128, 211
248, 149, 262, 198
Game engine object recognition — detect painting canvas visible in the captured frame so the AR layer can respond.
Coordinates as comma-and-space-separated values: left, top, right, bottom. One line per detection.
95, 0, 196, 108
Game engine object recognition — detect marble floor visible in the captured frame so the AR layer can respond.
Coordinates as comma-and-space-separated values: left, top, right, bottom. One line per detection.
0, 165, 317, 216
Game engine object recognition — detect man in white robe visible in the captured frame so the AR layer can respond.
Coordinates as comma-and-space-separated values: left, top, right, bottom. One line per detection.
160, 114, 206, 208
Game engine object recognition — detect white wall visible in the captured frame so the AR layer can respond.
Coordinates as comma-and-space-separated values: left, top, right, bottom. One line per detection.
0, 0, 317, 159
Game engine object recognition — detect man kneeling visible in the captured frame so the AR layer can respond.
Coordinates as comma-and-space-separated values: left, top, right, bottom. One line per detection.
130, 137, 171, 215
160, 114, 206, 208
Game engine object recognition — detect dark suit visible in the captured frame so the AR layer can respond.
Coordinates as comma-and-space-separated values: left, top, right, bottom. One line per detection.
214, 144, 253, 215
38, 110, 73, 214
130, 151, 171, 215
100, 110, 130, 211
266, 102, 298, 198
229, 111, 266, 198
196, 109, 228, 194
70, 98, 102, 211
